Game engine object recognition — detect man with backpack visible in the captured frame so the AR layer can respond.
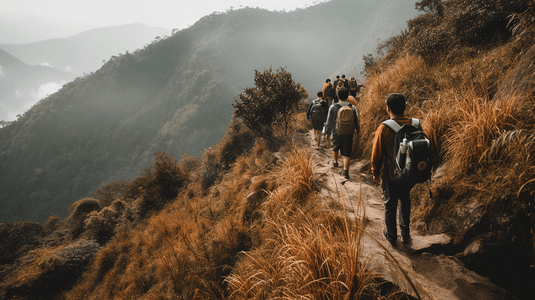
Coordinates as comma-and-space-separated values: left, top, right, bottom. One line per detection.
371, 93, 431, 247
341, 74, 349, 90
322, 79, 335, 107
307, 91, 329, 150
324, 87, 360, 180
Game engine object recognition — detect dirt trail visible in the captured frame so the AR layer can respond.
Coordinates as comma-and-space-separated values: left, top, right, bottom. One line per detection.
303, 130, 514, 300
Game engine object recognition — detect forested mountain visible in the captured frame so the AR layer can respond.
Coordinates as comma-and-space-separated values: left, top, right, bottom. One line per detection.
0, 49, 76, 121
0, 23, 170, 75
0, 0, 418, 223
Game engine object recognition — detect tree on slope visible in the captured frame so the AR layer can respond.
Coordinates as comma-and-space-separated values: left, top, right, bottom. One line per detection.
232, 67, 308, 139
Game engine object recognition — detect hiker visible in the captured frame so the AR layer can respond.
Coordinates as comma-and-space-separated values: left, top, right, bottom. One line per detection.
307, 91, 329, 150
332, 75, 341, 103
323, 87, 360, 179
348, 77, 359, 98
322, 79, 335, 107
341, 74, 349, 89
371, 93, 422, 247
335, 80, 345, 100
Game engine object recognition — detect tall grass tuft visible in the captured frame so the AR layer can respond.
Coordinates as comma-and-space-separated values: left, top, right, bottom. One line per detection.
443, 93, 520, 177
226, 148, 382, 299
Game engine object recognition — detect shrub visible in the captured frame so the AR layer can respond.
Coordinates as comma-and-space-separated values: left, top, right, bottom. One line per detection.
0, 221, 45, 264
217, 116, 256, 169
1, 240, 100, 300
126, 152, 190, 219
83, 200, 127, 244
67, 198, 101, 239
92, 180, 128, 208
405, 0, 529, 64
232, 67, 308, 139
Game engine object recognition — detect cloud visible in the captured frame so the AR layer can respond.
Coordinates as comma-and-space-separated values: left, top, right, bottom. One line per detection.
0, 65, 4, 76
2, 81, 66, 121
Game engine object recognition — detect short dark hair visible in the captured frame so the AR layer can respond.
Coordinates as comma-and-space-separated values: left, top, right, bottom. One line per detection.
342, 75, 346, 79
338, 87, 349, 101
326, 79, 331, 83
386, 93, 406, 115
317, 91, 323, 97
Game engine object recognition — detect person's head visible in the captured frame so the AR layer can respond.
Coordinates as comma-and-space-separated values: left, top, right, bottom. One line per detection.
326, 78, 331, 83
386, 93, 406, 116
342, 75, 346, 79
337, 81, 344, 87
338, 87, 349, 101
317, 91, 323, 98
336, 75, 340, 79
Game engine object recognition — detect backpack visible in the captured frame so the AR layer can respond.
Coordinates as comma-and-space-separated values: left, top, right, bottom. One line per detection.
324, 83, 335, 98
349, 79, 358, 91
310, 99, 324, 122
382, 119, 431, 185
335, 104, 354, 135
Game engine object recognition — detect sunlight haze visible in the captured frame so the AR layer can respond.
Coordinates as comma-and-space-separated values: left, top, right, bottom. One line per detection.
1, 0, 326, 43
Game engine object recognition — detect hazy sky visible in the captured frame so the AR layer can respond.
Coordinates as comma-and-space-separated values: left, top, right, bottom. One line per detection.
1, 0, 326, 42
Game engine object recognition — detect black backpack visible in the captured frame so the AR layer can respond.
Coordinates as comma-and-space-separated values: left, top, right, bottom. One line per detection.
382, 119, 431, 186
310, 99, 325, 122
324, 83, 335, 98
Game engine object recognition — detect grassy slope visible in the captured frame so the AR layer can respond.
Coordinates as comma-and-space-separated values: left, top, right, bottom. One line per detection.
2, 1, 535, 299
354, 0, 535, 296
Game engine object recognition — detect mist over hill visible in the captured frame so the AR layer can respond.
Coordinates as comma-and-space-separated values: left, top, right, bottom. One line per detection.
0, 0, 418, 223
0, 49, 76, 121
0, 24, 170, 121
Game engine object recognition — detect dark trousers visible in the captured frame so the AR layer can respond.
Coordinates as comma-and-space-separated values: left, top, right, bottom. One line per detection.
382, 179, 411, 240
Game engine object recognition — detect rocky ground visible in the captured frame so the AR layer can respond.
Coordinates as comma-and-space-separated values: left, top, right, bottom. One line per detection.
303, 130, 515, 300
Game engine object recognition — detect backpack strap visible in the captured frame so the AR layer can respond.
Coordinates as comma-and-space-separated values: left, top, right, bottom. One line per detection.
383, 118, 421, 132
382, 119, 402, 133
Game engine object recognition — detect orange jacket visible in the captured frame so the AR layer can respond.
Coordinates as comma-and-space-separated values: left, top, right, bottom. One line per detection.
322, 82, 333, 99
371, 117, 417, 181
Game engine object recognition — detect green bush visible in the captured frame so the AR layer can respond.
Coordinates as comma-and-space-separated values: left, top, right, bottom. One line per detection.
232, 67, 308, 139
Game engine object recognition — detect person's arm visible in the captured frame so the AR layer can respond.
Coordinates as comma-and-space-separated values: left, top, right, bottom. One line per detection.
371, 125, 385, 182
352, 107, 360, 133
306, 102, 313, 120
323, 104, 338, 133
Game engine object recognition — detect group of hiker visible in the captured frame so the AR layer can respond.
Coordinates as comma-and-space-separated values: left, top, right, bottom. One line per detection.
307, 77, 432, 247
306, 75, 362, 179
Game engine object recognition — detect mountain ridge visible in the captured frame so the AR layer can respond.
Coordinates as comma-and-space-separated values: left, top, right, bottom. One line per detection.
0, 0, 417, 223
0, 23, 170, 75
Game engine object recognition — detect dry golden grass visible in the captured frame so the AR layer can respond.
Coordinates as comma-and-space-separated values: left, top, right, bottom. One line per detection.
62, 138, 292, 299
356, 28, 535, 280
226, 148, 388, 299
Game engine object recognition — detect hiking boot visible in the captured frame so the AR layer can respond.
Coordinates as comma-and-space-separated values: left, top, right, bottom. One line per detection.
333, 161, 339, 168
383, 228, 396, 247
341, 170, 349, 179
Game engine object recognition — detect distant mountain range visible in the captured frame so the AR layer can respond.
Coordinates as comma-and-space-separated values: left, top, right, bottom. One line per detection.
0, 24, 170, 121
0, 23, 170, 75
0, 49, 75, 121
0, 0, 419, 223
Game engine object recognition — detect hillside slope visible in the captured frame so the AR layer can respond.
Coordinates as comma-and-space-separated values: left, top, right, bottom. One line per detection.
0, 0, 418, 223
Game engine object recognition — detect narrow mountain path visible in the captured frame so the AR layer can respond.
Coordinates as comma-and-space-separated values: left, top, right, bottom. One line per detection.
302, 130, 514, 300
